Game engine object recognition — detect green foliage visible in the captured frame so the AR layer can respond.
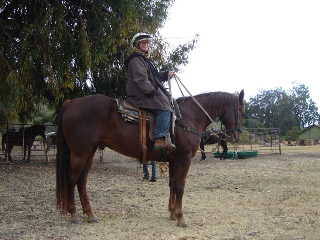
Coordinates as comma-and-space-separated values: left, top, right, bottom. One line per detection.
33, 108, 55, 125
1, 0, 197, 124
246, 82, 320, 136
243, 118, 260, 129
284, 126, 300, 141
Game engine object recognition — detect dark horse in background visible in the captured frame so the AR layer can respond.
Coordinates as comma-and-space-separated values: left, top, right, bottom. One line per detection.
200, 128, 228, 160
2, 124, 46, 162
56, 90, 245, 227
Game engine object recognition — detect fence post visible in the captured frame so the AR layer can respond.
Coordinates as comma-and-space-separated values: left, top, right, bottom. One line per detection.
278, 112, 281, 155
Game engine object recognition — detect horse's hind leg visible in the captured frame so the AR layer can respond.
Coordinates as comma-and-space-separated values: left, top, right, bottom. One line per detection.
67, 153, 88, 224
7, 146, 13, 162
77, 148, 99, 223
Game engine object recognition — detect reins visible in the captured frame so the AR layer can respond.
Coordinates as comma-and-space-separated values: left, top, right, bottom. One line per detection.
172, 74, 242, 154
173, 75, 225, 141
173, 75, 216, 124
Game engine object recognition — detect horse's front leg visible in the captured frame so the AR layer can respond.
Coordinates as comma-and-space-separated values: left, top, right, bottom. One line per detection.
168, 160, 176, 221
22, 145, 26, 161
200, 141, 206, 160
169, 156, 191, 228
44, 147, 49, 163
223, 146, 228, 160
221, 143, 228, 160
27, 145, 31, 162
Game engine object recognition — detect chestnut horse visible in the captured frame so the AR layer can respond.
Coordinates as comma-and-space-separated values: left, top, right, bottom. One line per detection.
56, 90, 245, 227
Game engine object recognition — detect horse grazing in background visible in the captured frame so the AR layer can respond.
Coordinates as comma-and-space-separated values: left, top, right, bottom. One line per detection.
2, 124, 46, 162
56, 90, 245, 227
200, 128, 228, 160
44, 132, 57, 162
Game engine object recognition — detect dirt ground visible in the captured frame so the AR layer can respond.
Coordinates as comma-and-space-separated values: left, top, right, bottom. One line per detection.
0, 147, 319, 240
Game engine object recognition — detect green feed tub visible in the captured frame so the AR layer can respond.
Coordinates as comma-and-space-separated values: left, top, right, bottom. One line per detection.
237, 151, 258, 159
213, 151, 235, 159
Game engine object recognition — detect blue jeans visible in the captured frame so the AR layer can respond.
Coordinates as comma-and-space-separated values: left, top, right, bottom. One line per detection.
143, 161, 157, 180
149, 109, 171, 139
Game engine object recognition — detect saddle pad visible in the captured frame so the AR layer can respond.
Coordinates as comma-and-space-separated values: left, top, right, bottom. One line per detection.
116, 98, 142, 119
116, 98, 156, 141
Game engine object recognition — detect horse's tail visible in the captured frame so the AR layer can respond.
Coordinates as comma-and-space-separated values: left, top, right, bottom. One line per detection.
56, 100, 72, 215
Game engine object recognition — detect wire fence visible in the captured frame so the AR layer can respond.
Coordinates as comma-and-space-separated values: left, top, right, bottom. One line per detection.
200, 127, 282, 158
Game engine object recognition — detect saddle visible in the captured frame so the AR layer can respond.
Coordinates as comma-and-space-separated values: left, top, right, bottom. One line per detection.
116, 98, 176, 164
116, 98, 156, 140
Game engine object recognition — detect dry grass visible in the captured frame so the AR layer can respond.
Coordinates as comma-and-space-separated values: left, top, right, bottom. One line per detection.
0, 147, 319, 239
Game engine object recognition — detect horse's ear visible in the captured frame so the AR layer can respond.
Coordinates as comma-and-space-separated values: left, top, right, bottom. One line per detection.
239, 89, 244, 104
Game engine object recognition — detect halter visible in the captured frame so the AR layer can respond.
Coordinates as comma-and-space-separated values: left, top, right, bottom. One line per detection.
219, 96, 243, 139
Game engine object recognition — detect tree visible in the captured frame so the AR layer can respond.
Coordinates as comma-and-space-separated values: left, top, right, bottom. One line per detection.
0, 0, 198, 123
246, 82, 319, 136
284, 126, 300, 141
289, 82, 319, 128
247, 87, 285, 128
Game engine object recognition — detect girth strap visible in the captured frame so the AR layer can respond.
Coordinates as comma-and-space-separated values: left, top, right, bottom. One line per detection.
176, 120, 202, 138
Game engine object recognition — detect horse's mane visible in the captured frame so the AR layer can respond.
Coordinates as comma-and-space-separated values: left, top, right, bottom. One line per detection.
176, 91, 238, 109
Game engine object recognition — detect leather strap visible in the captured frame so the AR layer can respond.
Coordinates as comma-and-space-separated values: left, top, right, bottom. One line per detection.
138, 108, 147, 165
164, 132, 173, 154
176, 120, 202, 138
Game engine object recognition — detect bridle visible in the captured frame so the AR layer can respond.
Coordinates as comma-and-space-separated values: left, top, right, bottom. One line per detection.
172, 75, 243, 142
219, 96, 243, 140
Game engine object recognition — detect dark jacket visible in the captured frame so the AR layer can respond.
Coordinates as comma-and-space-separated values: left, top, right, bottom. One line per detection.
125, 54, 173, 112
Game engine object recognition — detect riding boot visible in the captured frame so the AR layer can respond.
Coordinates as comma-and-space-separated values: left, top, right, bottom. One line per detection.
154, 137, 166, 151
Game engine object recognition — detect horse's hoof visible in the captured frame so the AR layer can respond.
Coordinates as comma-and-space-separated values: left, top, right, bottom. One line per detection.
169, 213, 176, 220
71, 218, 82, 224
177, 220, 189, 228
88, 217, 100, 223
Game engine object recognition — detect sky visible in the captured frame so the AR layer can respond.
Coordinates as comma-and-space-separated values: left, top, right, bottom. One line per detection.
160, 0, 320, 109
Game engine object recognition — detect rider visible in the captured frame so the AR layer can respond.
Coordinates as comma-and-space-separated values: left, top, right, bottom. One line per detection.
124, 32, 175, 151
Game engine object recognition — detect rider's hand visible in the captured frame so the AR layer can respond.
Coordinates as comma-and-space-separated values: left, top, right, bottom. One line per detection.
168, 71, 175, 77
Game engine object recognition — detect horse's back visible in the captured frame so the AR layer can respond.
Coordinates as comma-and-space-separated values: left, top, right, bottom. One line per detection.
65, 94, 114, 112
60, 95, 120, 151
62, 94, 116, 126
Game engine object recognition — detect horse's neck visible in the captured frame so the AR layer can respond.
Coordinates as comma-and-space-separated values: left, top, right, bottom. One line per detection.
178, 98, 216, 133
178, 93, 234, 133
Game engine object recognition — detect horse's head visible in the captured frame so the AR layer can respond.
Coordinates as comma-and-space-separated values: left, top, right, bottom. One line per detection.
219, 90, 245, 144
